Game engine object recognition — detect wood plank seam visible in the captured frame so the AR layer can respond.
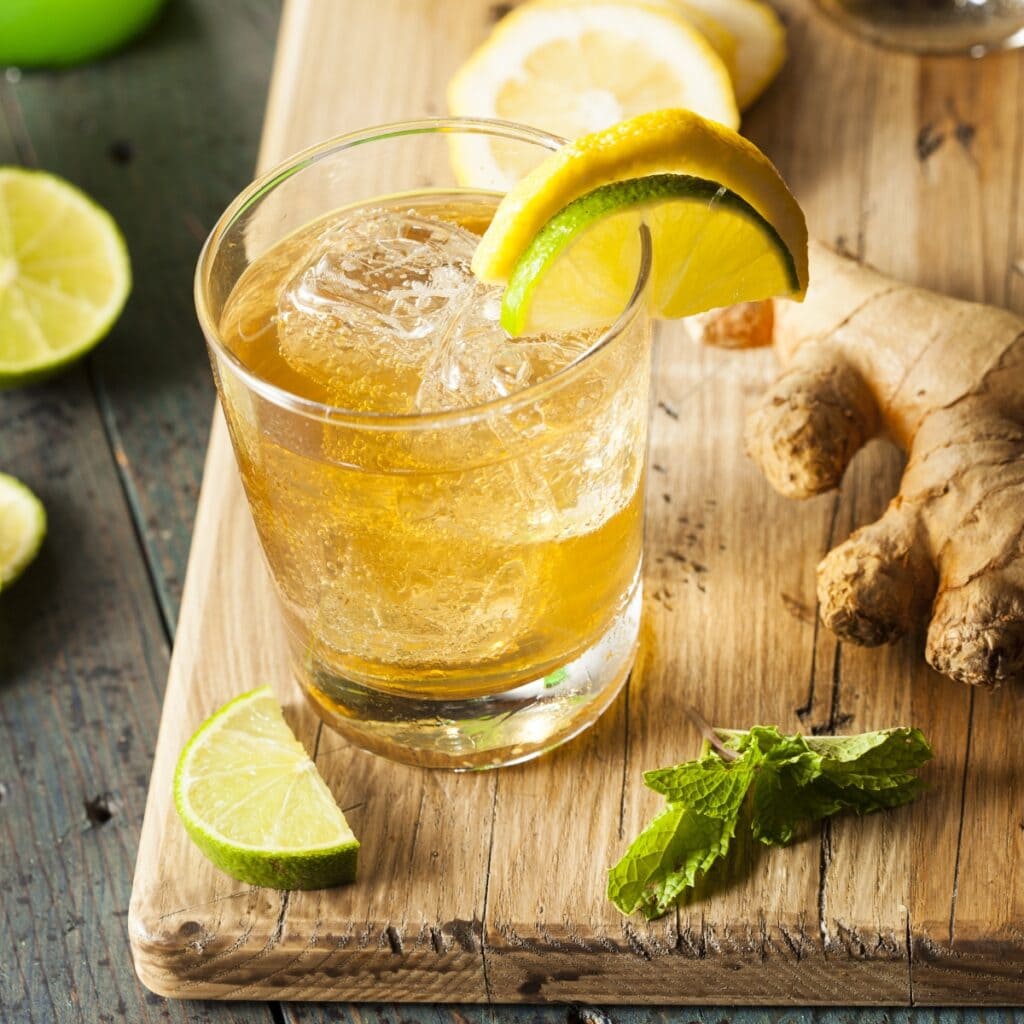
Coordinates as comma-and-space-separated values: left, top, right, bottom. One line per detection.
480, 778, 499, 1003
1000, 61, 1024, 306
907, 913, 915, 1006
86, 359, 176, 643
946, 689, 976, 948
0, 79, 37, 165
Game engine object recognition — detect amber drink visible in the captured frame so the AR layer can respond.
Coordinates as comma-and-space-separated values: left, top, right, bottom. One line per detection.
196, 121, 652, 769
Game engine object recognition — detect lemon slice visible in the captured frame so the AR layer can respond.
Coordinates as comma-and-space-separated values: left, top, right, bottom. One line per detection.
532, 0, 783, 112
174, 687, 359, 890
666, 2, 739, 84
447, 0, 738, 190
533, 0, 742, 105
473, 109, 806, 335
667, 0, 786, 108
0, 167, 131, 387
0, 472, 46, 590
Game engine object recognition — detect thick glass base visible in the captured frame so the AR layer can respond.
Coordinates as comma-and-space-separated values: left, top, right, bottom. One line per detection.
296, 582, 642, 770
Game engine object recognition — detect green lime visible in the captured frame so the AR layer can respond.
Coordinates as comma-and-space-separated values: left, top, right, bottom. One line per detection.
472, 110, 806, 336
501, 172, 800, 336
174, 686, 359, 890
0, 167, 131, 387
0, 0, 167, 68
0, 472, 45, 589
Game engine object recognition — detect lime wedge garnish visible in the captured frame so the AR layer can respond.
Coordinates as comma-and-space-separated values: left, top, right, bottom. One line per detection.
0, 167, 131, 387
0, 472, 46, 590
501, 172, 799, 335
472, 108, 807, 336
174, 687, 359, 890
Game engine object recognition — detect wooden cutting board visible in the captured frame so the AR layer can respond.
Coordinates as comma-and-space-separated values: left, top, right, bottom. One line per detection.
128, 0, 1024, 1005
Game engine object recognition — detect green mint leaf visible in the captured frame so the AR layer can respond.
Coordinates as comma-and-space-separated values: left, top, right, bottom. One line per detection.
748, 763, 841, 845
724, 726, 823, 786
807, 728, 933, 790
818, 774, 928, 813
611, 720, 933, 918
749, 731, 932, 845
607, 803, 738, 919
750, 773, 928, 846
757, 734, 823, 787
643, 745, 760, 818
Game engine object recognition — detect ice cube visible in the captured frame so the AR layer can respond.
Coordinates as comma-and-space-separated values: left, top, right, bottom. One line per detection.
276, 205, 603, 415
275, 208, 483, 408
315, 541, 538, 666
414, 283, 601, 412
415, 283, 531, 411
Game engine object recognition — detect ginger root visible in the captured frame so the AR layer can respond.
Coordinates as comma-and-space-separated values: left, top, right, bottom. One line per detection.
692, 242, 1024, 688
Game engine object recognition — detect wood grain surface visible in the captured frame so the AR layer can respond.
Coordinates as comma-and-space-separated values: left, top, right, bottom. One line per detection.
124, 0, 1024, 1007
4, 3, 1018, 1024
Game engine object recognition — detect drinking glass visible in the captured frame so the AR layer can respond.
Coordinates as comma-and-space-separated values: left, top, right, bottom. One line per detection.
195, 119, 652, 770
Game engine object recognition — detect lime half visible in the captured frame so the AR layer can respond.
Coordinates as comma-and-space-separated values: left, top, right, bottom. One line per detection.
0, 167, 131, 387
174, 687, 359, 890
0, 0, 167, 68
0, 472, 46, 589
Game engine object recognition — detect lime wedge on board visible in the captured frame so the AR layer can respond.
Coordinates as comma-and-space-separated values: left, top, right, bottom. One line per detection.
174, 687, 359, 890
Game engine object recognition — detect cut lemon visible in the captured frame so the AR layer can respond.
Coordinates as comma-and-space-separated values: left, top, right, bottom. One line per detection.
174, 687, 359, 890
472, 109, 807, 335
530, 0, 742, 104
0, 473, 46, 590
657, 1, 739, 86
447, 0, 738, 190
0, 167, 131, 388
668, 0, 786, 108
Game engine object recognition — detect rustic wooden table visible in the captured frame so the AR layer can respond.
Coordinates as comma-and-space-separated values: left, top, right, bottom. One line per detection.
1, 1, 1023, 1022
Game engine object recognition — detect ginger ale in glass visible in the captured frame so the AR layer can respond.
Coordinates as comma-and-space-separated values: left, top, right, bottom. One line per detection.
196, 120, 652, 769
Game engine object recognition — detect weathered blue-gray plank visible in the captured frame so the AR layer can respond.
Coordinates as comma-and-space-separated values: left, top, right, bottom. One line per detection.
0, 369, 275, 1024
3, 0, 282, 629
284, 1007, 1024, 1023
0, 2, 279, 1022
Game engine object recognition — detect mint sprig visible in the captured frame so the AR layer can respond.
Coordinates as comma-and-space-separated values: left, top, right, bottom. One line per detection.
608, 721, 933, 919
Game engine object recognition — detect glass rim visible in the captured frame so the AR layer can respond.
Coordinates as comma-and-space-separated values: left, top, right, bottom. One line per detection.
195, 116, 652, 429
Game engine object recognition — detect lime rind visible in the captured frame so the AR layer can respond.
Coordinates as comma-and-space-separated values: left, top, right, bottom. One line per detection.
0, 472, 46, 589
501, 172, 800, 336
0, 167, 132, 388
174, 686, 359, 890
